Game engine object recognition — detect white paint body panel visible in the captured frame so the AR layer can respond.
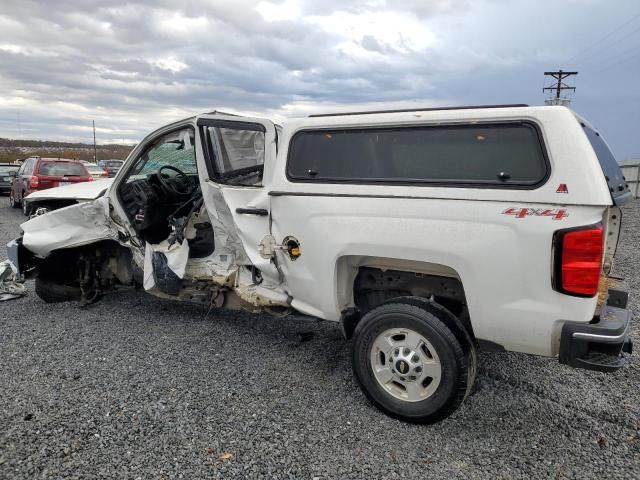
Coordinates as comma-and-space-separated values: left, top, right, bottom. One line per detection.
25, 178, 114, 202
22, 197, 116, 257
271, 196, 603, 355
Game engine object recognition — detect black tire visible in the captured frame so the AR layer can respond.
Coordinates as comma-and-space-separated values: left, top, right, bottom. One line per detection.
9, 191, 20, 208
35, 277, 81, 303
352, 297, 475, 424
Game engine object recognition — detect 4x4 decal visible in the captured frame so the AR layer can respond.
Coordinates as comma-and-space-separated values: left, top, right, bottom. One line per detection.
503, 207, 568, 220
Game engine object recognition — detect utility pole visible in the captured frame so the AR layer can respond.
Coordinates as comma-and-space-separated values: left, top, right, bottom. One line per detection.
543, 70, 578, 105
92, 120, 97, 162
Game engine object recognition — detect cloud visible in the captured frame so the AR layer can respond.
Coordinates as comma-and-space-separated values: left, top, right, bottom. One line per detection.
0, 0, 637, 158
256, 0, 302, 22
154, 57, 189, 73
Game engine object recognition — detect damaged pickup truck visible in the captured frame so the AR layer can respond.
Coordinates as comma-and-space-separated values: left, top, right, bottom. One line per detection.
7, 105, 634, 423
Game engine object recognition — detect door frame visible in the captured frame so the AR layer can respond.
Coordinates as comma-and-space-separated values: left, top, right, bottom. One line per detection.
194, 113, 280, 284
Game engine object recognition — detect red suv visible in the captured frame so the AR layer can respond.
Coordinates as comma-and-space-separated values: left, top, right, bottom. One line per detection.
9, 157, 93, 215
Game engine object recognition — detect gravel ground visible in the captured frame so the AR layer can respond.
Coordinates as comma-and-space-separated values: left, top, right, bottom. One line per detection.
0, 196, 638, 480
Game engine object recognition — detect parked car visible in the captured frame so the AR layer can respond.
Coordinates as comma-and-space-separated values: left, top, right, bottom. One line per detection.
0, 164, 20, 194
7, 105, 633, 424
84, 163, 110, 180
9, 157, 93, 216
97, 159, 124, 177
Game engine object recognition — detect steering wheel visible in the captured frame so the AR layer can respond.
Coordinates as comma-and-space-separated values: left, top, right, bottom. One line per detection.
157, 165, 195, 198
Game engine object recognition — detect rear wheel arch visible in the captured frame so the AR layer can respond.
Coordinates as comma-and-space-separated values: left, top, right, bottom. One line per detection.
383, 296, 476, 357
336, 256, 475, 343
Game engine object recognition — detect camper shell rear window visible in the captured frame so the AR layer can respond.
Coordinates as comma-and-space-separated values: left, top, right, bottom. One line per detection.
287, 122, 549, 188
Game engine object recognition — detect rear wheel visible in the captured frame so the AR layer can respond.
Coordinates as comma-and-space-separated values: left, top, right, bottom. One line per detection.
352, 297, 475, 424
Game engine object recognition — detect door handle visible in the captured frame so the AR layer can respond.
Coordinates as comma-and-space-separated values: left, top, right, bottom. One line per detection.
236, 207, 269, 216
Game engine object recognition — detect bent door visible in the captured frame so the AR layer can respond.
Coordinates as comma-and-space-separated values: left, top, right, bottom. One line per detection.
194, 114, 280, 284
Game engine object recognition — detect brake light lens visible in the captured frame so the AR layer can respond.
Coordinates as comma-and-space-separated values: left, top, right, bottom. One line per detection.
30, 175, 39, 189
555, 225, 604, 297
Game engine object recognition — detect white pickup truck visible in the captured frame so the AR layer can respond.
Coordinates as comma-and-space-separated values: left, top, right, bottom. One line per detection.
8, 104, 633, 423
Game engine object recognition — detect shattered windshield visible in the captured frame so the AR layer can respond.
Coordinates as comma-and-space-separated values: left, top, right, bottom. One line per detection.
127, 128, 196, 182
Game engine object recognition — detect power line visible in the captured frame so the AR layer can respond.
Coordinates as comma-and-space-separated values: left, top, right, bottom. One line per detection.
565, 10, 640, 64
595, 41, 640, 67
574, 23, 640, 73
592, 42, 640, 71
587, 24, 640, 59
597, 49, 640, 72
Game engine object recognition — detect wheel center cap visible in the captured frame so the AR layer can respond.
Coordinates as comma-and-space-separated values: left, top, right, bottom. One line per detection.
395, 359, 409, 375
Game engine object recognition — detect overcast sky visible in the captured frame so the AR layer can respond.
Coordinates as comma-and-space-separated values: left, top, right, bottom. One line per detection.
0, 0, 638, 159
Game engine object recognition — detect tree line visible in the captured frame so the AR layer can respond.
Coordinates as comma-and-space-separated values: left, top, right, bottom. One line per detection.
0, 138, 133, 163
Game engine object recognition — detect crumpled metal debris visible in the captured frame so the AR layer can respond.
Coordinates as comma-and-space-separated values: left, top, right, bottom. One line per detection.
0, 260, 26, 301
143, 240, 190, 293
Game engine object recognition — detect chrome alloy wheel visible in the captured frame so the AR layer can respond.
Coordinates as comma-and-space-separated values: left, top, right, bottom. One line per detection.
370, 327, 442, 402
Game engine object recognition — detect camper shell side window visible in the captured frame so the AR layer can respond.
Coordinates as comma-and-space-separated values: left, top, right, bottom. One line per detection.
287, 122, 550, 189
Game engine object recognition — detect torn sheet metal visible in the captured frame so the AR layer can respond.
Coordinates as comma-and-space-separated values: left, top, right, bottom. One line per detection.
204, 186, 250, 266
25, 178, 114, 204
21, 196, 117, 258
181, 212, 241, 280
143, 243, 155, 290
232, 265, 290, 307
0, 260, 26, 301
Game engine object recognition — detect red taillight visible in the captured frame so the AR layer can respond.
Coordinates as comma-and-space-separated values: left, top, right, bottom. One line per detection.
102, 169, 109, 176
555, 225, 604, 297
30, 175, 40, 189
87, 176, 94, 181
